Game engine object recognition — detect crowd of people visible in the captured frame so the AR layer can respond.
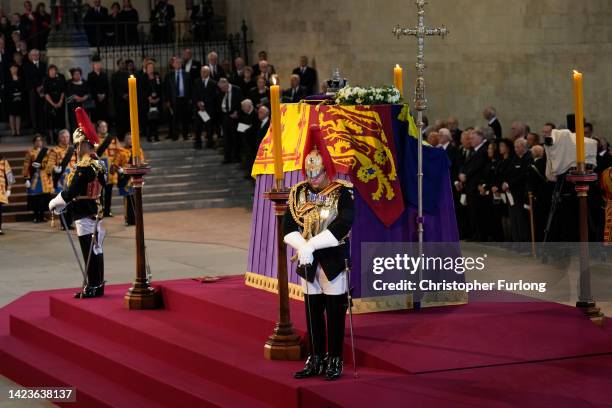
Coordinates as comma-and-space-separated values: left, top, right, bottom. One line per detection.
0, 45, 321, 231
425, 108, 611, 247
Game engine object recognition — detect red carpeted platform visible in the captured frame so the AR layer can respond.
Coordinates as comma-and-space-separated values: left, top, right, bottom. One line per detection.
1, 276, 611, 407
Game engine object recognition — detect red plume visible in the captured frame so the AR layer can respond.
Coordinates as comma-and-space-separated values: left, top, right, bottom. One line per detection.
301, 124, 336, 180
75, 107, 99, 145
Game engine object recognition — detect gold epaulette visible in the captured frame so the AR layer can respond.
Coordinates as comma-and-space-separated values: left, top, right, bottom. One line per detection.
333, 179, 353, 189
76, 155, 105, 174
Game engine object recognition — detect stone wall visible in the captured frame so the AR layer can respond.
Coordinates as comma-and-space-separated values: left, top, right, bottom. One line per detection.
226, 0, 612, 139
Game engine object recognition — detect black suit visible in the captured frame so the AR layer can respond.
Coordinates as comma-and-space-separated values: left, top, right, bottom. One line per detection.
443, 143, 461, 183
219, 85, 244, 162
192, 77, 217, 147
527, 156, 549, 242
238, 109, 259, 174
506, 151, 533, 244
84, 6, 109, 46
207, 64, 226, 82
23, 60, 47, 134
183, 59, 202, 83
489, 118, 502, 140
165, 69, 192, 140
87, 70, 110, 122
292, 66, 317, 96
282, 86, 307, 103
461, 141, 489, 241
112, 70, 130, 139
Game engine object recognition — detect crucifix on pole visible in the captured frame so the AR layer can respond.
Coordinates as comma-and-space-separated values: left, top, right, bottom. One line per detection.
393, 0, 448, 308
393, 0, 448, 249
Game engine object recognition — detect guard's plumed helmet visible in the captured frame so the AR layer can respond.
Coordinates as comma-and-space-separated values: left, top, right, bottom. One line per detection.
302, 124, 336, 181
72, 107, 100, 146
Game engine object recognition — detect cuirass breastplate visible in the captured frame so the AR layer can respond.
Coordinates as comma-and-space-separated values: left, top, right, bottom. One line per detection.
295, 187, 341, 239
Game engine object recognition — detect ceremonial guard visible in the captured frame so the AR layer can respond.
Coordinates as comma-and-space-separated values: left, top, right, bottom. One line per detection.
44, 129, 77, 229
0, 155, 16, 235
283, 125, 355, 381
112, 133, 145, 226
23, 135, 53, 223
95, 121, 118, 217
49, 108, 107, 298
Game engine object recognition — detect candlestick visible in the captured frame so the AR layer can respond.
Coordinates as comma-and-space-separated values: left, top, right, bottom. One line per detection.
270, 76, 283, 188
128, 75, 140, 165
394, 64, 403, 97
573, 70, 585, 166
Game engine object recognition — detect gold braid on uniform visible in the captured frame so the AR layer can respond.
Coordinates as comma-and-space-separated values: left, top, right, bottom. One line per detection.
65, 155, 105, 189
288, 180, 353, 239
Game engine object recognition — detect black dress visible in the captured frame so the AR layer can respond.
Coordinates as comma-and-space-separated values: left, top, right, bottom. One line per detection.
249, 87, 270, 108
5, 76, 25, 116
141, 74, 163, 140
43, 74, 66, 132
66, 80, 91, 131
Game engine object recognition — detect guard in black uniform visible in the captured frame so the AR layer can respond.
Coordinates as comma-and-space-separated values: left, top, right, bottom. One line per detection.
49, 108, 107, 298
283, 125, 355, 381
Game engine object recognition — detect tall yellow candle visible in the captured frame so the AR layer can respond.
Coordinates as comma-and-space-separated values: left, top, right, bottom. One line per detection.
128, 75, 140, 164
270, 76, 283, 183
573, 70, 585, 165
394, 64, 403, 98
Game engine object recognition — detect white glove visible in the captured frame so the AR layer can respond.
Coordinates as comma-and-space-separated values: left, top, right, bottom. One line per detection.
48, 193, 67, 213
31, 162, 41, 169
118, 167, 124, 175
54, 166, 62, 174
298, 247, 314, 266
5, 190, 10, 198
284, 231, 313, 266
25, 180, 31, 188
308, 229, 340, 251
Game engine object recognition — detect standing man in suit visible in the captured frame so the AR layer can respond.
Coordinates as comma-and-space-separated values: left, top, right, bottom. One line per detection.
504, 138, 533, 249
192, 66, 217, 149
83, 0, 108, 46
439, 128, 461, 182
218, 78, 243, 164
24, 49, 46, 135
458, 127, 489, 241
483, 106, 502, 140
206, 51, 225, 82
150, 0, 175, 43
165, 56, 192, 141
87, 57, 110, 123
292, 56, 317, 96
282, 74, 307, 103
182, 48, 201, 83
447, 116, 462, 146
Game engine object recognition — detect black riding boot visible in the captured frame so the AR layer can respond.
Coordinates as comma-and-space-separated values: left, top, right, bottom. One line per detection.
294, 294, 327, 379
324, 293, 348, 381
75, 234, 104, 298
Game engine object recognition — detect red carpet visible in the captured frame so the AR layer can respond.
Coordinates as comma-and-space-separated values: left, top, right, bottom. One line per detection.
1, 276, 611, 407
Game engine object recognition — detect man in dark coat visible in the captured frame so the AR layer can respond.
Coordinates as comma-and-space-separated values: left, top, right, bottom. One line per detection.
292, 56, 317, 96
192, 65, 217, 149
217, 78, 243, 163
164, 56, 192, 141
23, 48, 46, 134
458, 127, 489, 241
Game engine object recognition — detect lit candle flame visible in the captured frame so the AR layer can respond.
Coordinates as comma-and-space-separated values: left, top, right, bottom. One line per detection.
271, 75, 278, 86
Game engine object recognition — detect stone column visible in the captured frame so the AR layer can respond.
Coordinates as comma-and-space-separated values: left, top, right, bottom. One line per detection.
45, 0, 93, 76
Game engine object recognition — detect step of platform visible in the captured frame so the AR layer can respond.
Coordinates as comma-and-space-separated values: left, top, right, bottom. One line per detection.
9, 314, 272, 408
1, 139, 255, 222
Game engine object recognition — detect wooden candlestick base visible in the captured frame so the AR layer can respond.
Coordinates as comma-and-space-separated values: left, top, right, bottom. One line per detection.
124, 163, 162, 310
567, 168, 604, 326
262, 187, 302, 360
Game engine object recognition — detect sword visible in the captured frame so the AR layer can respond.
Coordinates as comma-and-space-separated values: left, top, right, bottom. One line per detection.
58, 209, 88, 287
344, 259, 358, 378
